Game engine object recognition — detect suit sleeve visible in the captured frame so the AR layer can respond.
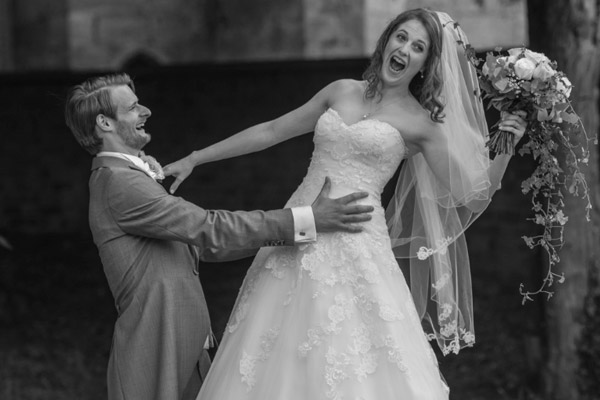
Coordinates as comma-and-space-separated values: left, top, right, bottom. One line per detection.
105, 170, 295, 257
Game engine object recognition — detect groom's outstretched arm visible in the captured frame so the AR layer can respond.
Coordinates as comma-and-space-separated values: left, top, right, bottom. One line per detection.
98, 170, 373, 259
101, 169, 296, 255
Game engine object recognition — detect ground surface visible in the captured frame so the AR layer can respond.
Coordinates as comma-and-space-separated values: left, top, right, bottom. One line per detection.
0, 234, 544, 400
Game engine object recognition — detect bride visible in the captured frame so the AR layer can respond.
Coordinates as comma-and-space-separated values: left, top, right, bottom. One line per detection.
165, 8, 527, 399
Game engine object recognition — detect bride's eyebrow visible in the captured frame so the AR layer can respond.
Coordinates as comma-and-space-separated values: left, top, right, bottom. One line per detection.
410, 34, 429, 48
397, 29, 429, 48
415, 38, 429, 48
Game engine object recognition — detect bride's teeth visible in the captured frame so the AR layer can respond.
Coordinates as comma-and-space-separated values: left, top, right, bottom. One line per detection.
390, 56, 405, 72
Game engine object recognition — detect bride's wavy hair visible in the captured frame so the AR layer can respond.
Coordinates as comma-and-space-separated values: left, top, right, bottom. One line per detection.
363, 8, 445, 123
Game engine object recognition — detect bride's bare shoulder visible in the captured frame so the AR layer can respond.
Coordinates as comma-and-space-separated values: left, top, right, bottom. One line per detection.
327, 79, 365, 97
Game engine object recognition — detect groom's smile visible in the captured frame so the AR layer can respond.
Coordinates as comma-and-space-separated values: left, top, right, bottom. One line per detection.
111, 85, 152, 150
135, 121, 146, 133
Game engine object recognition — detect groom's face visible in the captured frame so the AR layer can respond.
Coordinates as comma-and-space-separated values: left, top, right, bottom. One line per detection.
110, 85, 152, 150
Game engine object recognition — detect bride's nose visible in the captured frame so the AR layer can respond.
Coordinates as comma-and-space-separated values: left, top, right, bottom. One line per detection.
397, 46, 408, 57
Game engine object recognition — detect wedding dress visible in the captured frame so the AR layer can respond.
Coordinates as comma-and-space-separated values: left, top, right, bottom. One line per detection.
196, 107, 450, 400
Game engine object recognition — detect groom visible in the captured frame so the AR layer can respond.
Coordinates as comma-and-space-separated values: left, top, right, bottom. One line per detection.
64, 73, 373, 400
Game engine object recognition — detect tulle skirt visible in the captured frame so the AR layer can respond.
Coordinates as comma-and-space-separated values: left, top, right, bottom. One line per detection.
196, 205, 449, 400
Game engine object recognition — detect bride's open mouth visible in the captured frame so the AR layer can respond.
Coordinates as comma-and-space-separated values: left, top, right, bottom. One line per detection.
390, 55, 407, 73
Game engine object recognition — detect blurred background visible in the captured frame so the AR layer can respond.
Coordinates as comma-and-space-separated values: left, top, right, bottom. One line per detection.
1, 0, 597, 399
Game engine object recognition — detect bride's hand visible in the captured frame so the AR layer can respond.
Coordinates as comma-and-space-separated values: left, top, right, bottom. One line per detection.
499, 110, 528, 147
163, 156, 195, 194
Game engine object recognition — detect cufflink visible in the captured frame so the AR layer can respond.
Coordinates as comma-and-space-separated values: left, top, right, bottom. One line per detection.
299, 232, 306, 236
264, 239, 285, 246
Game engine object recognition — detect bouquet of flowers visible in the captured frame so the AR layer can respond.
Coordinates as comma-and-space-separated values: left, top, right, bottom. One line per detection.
458, 39, 594, 302
479, 47, 580, 155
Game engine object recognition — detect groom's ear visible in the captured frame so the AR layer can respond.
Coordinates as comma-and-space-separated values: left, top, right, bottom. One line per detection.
96, 114, 114, 133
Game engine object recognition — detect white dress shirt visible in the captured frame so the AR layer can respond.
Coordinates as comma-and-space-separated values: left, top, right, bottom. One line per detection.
98, 151, 159, 180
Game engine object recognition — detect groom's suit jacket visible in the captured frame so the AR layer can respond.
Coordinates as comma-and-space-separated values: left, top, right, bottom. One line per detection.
88, 156, 296, 400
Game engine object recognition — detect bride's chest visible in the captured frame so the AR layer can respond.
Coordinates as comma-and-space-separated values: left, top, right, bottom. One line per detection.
315, 109, 406, 162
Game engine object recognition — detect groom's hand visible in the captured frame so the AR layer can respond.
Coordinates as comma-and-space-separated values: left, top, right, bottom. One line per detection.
311, 177, 374, 233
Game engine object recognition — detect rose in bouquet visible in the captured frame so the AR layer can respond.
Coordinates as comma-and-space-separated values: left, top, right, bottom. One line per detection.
458, 40, 594, 302
479, 47, 579, 155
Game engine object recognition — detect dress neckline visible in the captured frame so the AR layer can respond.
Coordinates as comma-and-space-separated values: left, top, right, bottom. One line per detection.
325, 107, 405, 147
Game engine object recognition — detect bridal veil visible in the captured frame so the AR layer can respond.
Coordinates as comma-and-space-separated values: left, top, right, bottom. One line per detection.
386, 11, 504, 355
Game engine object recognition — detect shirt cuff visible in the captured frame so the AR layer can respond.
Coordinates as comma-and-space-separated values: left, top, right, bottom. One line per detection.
290, 206, 317, 243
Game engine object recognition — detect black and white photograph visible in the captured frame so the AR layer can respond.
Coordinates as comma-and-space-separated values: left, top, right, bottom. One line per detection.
1, 0, 599, 399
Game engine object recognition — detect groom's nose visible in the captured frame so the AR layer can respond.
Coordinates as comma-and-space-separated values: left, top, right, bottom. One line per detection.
140, 105, 151, 117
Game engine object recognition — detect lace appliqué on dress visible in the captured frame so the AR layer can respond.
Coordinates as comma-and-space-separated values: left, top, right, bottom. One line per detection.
239, 327, 281, 391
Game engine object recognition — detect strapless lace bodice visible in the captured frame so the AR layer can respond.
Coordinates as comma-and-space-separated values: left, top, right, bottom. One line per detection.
287, 108, 406, 208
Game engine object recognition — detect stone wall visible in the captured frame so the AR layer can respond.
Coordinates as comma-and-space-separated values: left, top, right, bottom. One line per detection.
401, 0, 528, 50
68, 0, 213, 70
303, 0, 365, 59
12, 0, 69, 71
362, 0, 528, 54
0, 0, 528, 71
0, 0, 14, 71
215, 0, 304, 61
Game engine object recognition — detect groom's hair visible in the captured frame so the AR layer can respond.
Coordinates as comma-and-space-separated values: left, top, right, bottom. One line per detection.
65, 73, 135, 155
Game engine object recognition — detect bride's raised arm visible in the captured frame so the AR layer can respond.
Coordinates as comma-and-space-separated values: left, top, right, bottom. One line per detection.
418, 111, 527, 213
163, 80, 344, 193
